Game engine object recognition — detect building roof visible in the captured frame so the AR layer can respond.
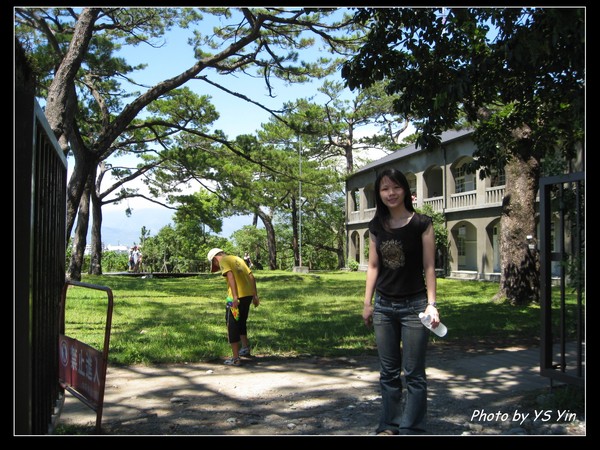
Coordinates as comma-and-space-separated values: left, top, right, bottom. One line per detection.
351, 127, 474, 177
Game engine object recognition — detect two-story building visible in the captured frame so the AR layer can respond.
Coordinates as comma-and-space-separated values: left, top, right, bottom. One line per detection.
346, 128, 505, 280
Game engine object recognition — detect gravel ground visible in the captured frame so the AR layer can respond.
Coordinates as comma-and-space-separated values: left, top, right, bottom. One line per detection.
56, 340, 585, 437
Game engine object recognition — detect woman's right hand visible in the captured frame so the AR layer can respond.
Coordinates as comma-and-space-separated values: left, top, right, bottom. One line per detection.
363, 304, 374, 328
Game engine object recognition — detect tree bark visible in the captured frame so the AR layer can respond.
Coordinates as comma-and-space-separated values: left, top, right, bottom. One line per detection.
496, 156, 541, 305
67, 175, 94, 280
45, 8, 99, 147
256, 209, 277, 270
89, 182, 104, 275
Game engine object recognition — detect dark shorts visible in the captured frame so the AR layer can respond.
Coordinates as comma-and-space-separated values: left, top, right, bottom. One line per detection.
226, 296, 253, 343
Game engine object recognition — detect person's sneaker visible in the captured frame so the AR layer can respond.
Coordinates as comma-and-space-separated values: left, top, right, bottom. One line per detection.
239, 347, 251, 357
224, 357, 241, 366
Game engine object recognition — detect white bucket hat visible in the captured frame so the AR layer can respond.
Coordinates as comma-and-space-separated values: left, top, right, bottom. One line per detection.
207, 248, 224, 272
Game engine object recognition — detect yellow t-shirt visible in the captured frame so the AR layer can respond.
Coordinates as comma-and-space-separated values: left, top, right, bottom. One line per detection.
219, 255, 254, 298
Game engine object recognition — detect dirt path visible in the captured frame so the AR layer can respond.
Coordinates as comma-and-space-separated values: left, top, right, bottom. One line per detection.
57, 344, 585, 437
61, 355, 382, 436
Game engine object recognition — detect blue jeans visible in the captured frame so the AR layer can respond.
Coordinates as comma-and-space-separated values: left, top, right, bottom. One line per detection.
373, 293, 429, 433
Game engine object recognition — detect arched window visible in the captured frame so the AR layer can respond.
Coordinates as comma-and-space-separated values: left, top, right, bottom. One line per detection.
455, 162, 476, 193
490, 167, 506, 187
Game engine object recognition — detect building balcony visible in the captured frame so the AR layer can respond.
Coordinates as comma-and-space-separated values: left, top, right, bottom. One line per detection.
348, 186, 505, 224
349, 208, 376, 224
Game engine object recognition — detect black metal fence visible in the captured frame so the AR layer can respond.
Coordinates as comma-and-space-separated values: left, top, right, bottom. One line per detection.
539, 171, 585, 387
15, 41, 67, 435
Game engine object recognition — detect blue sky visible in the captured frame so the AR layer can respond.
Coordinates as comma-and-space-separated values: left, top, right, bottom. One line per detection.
97, 11, 354, 246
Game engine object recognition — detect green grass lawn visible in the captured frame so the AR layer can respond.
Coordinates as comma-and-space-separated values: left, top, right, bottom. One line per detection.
63, 271, 580, 366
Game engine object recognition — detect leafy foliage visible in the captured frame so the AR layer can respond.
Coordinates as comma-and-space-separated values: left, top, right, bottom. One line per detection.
417, 203, 448, 254
342, 7, 584, 161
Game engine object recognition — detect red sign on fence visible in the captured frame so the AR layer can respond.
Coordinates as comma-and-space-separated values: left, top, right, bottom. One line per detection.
58, 334, 103, 408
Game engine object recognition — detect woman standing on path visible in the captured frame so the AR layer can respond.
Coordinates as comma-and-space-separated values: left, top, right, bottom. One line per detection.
362, 168, 441, 435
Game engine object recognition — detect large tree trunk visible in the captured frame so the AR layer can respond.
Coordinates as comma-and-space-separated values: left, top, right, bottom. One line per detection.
496, 156, 541, 305
67, 176, 94, 280
257, 209, 277, 270
89, 185, 103, 275
65, 151, 96, 240
344, 142, 354, 174
45, 8, 99, 146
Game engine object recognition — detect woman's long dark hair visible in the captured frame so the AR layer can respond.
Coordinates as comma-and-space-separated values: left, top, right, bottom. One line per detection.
374, 168, 415, 228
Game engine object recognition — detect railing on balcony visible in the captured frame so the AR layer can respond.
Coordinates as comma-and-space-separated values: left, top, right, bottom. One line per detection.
449, 191, 477, 209
485, 186, 505, 205
423, 196, 444, 212
348, 186, 506, 224
349, 208, 376, 224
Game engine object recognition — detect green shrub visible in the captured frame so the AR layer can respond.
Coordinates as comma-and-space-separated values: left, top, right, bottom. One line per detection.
347, 259, 359, 271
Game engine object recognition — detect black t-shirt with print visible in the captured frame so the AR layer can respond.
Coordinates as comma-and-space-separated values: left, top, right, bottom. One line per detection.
369, 213, 433, 301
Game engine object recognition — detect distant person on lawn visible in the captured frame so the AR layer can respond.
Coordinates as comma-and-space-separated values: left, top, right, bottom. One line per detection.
207, 248, 260, 366
132, 246, 142, 273
128, 247, 135, 271
243, 252, 252, 268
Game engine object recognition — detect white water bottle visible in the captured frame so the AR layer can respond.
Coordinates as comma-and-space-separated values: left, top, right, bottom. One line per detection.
419, 312, 448, 337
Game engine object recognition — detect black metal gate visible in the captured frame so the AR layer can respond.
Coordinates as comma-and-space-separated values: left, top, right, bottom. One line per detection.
539, 171, 585, 387
15, 40, 68, 435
